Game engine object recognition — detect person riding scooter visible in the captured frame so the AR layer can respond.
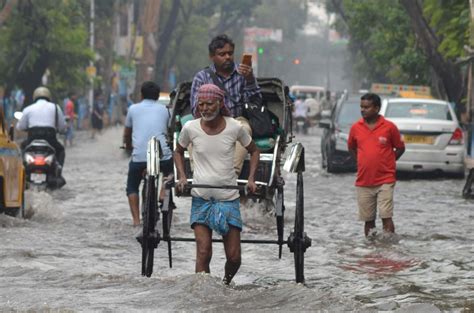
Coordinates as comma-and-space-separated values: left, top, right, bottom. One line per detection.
16, 86, 67, 184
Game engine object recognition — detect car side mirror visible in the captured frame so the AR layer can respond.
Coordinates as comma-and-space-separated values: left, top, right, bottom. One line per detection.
8, 124, 14, 141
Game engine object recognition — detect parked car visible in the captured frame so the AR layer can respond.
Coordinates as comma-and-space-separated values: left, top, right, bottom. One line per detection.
380, 98, 465, 178
0, 107, 26, 217
319, 95, 360, 172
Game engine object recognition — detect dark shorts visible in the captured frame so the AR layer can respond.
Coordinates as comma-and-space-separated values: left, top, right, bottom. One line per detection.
126, 158, 173, 196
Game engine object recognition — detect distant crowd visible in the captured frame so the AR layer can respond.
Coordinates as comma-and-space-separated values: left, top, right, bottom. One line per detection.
2, 88, 138, 143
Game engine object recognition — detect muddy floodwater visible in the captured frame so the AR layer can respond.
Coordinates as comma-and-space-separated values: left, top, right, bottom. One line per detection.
1, 127, 473, 312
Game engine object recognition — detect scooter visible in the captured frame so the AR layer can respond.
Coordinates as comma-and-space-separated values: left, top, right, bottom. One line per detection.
14, 111, 66, 190
23, 139, 65, 190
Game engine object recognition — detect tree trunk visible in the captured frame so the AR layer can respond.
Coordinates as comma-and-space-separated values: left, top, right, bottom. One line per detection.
103, 0, 119, 112
134, 0, 161, 98
17, 53, 49, 107
154, 0, 180, 90
330, 0, 388, 84
399, 0, 463, 103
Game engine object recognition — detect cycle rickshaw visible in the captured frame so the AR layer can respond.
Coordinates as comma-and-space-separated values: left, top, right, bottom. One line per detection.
138, 78, 311, 283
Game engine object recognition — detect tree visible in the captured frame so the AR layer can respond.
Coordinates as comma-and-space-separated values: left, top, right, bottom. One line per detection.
328, 0, 470, 103
0, 0, 92, 104
400, 0, 469, 103
328, 0, 431, 88
152, 0, 266, 89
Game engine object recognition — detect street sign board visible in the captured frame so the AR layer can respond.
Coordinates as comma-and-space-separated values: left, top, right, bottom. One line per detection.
244, 27, 283, 42
86, 66, 96, 78
371, 83, 431, 96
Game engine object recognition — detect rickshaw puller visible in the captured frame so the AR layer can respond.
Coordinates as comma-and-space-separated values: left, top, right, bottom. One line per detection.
175, 84, 260, 285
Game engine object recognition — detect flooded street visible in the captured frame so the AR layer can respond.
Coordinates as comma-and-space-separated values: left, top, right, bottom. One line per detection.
1, 127, 473, 312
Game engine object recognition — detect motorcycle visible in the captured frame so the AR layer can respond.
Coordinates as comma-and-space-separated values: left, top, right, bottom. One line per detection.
14, 112, 66, 190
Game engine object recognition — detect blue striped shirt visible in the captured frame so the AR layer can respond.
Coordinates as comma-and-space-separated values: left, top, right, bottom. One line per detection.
190, 64, 261, 117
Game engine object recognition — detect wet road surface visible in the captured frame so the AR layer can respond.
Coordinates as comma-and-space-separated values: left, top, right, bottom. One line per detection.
1, 127, 473, 312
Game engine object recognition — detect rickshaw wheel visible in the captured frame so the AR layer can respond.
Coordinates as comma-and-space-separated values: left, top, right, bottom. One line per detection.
142, 176, 158, 277
162, 188, 174, 268
275, 183, 285, 259
294, 171, 305, 283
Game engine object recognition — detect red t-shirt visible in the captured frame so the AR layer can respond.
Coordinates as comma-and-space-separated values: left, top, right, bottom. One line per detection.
65, 100, 75, 119
348, 115, 405, 187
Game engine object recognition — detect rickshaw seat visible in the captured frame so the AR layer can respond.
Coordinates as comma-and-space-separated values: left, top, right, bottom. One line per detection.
179, 114, 194, 127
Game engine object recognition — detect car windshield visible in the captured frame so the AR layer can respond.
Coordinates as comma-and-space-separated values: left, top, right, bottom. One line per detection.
385, 102, 452, 120
337, 100, 360, 127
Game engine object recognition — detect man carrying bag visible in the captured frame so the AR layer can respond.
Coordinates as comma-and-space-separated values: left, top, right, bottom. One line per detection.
190, 34, 265, 175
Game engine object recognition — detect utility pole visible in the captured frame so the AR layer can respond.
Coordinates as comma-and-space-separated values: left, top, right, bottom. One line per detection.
88, 0, 95, 113
461, 0, 474, 198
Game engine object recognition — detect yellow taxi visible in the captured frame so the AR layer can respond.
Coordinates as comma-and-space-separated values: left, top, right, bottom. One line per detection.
0, 107, 25, 217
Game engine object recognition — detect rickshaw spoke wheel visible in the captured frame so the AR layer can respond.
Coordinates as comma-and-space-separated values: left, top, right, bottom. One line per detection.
162, 192, 174, 268
142, 176, 158, 277
293, 172, 305, 283
275, 185, 285, 259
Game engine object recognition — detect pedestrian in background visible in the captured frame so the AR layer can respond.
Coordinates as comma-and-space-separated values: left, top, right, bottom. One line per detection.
64, 92, 77, 147
348, 93, 405, 237
91, 92, 105, 139
123, 81, 173, 226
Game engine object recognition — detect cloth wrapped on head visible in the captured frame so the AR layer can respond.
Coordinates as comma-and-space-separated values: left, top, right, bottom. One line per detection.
194, 84, 231, 117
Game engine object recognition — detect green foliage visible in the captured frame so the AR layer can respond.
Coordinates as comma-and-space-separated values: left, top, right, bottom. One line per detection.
157, 0, 308, 86
423, 0, 470, 59
330, 0, 430, 85
0, 0, 92, 101
327, 0, 469, 90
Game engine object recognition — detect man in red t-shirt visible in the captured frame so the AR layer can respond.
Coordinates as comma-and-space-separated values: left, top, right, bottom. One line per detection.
348, 93, 405, 237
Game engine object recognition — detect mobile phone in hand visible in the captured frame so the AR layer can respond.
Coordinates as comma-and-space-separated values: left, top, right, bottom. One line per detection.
241, 53, 252, 66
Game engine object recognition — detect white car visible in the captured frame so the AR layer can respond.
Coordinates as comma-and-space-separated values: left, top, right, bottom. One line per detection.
380, 98, 465, 177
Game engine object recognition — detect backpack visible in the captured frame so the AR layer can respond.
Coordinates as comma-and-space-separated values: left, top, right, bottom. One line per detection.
205, 68, 275, 138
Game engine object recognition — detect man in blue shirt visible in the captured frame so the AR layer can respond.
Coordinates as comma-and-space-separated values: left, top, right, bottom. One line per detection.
123, 81, 172, 226
190, 34, 261, 175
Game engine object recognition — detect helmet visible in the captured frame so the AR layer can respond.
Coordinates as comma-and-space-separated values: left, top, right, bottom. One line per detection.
33, 86, 51, 101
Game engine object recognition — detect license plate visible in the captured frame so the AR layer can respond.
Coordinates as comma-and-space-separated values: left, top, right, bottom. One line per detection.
31, 173, 46, 183
403, 134, 434, 144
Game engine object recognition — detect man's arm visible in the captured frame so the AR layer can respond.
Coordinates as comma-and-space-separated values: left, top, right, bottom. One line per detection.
349, 148, 357, 161
245, 141, 260, 193
347, 128, 357, 161
394, 146, 405, 160
238, 64, 262, 101
123, 127, 132, 150
56, 106, 67, 132
391, 125, 405, 160
16, 112, 28, 131
190, 71, 206, 116
174, 143, 188, 191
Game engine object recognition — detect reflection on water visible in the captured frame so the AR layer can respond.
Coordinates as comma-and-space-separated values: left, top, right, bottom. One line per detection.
0, 128, 473, 311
